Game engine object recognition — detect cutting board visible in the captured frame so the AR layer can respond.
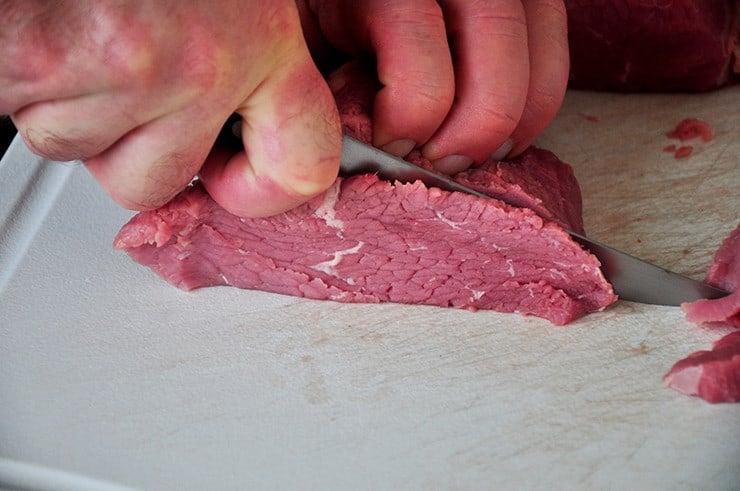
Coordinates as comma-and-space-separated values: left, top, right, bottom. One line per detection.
1, 87, 738, 490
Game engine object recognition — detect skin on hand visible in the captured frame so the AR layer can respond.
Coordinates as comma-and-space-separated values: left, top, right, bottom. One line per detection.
300, 0, 569, 173
1, 0, 341, 217
2, 0, 569, 218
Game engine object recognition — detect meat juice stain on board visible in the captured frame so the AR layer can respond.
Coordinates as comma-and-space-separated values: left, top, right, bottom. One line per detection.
663, 118, 713, 160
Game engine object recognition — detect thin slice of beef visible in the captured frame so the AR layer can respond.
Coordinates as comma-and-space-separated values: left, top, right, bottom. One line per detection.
666, 225, 740, 403
332, 62, 585, 234
565, 1, 739, 92
682, 225, 740, 327
663, 331, 740, 403
115, 172, 615, 325
114, 62, 616, 325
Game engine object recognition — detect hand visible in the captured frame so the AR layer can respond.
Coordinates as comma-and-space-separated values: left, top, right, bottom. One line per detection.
1, 1, 341, 217
2, 1, 569, 219
298, 0, 570, 173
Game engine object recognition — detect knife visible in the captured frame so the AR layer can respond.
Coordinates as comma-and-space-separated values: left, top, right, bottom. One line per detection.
340, 135, 729, 306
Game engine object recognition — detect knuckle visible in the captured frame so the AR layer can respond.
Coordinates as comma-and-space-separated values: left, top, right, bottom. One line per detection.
528, 84, 565, 118
531, 0, 568, 23
89, 150, 197, 211
20, 126, 85, 162
462, 0, 526, 27
140, 152, 198, 204
97, 21, 158, 88
372, 1, 443, 26
408, 82, 455, 115
175, 28, 222, 93
282, 149, 341, 199
479, 104, 521, 135
97, 11, 220, 93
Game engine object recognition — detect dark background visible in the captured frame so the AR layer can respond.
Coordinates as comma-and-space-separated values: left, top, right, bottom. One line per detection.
1, 117, 17, 158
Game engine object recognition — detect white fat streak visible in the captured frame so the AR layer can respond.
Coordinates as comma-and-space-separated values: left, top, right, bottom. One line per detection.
434, 210, 461, 230
314, 182, 344, 231
470, 289, 485, 300
313, 241, 364, 277
549, 268, 567, 280
506, 258, 515, 277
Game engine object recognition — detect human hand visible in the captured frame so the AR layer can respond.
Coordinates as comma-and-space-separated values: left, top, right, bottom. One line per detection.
1, 1, 341, 217
298, 0, 569, 173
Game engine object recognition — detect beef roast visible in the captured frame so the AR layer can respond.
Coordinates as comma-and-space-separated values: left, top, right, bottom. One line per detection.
565, 1, 739, 92
114, 65, 616, 326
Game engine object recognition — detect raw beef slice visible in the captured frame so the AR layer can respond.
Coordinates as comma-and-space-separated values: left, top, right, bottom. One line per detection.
682, 225, 740, 327
115, 65, 616, 326
663, 331, 740, 403
331, 62, 585, 234
665, 225, 740, 403
565, 0, 739, 92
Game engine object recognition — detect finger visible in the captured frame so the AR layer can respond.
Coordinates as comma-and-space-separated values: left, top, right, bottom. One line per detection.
199, 58, 341, 218
306, 0, 455, 156
507, 0, 569, 156
84, 106, 224, 211
11, 77, 206, 162
421, 0, 530, 170
367, 0, 456, 156
0, 3, 149, 114
12, 94, 142, 162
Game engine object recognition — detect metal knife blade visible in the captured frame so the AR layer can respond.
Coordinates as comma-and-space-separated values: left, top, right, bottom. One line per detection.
340, 135, 728, 306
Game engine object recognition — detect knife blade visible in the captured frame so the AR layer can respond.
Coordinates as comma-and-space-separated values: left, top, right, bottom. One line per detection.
340, 135, 728, 306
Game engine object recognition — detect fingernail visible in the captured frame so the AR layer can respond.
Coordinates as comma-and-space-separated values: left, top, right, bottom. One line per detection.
491, 139, 514, 161
431, 154, 474, 174
382, 139, 416, 157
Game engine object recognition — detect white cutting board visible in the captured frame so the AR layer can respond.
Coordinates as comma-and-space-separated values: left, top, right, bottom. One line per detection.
1, 87, 738, 491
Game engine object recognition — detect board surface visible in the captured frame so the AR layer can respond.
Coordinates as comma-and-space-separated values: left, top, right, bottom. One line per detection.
1, 87, 738, 490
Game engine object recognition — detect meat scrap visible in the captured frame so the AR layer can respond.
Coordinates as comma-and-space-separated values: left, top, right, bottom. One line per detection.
663, 331, 740, 403
667, 118, 714, 142
683, 225, 740, 327
673, 146, 693, 159
114, 65, 617, 326
663, 119, 713, 160
665, 225, 740, 403
565, 0, 739, 92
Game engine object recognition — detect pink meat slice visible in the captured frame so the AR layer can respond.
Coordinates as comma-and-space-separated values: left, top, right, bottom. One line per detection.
682, 225, 740, 327
332, 62, 585, 234
665, 225, 740, 403
663, 331, 740, 403
565, 0, 739, 92
115, 175, 615, 326
114, 62, 616, 325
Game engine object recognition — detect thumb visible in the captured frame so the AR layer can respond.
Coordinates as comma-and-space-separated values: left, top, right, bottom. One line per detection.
200, 56, 341, 218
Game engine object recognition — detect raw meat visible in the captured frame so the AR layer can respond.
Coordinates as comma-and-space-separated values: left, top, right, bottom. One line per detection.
667, 118, 714, 142
665, 225, 740, 403
332, 63, 585, 234
663, 331, 740, 403
682, 225, 740, 327
565, 1, 739, 92
673, 146, 693, 159
114, 169, 615, 325
114, 65, 616, 325
661, 118, 713, 160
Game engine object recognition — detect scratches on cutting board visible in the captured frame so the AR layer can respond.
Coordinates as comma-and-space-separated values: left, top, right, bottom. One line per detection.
300, 354, 331, 405
0, 140, 75, 293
